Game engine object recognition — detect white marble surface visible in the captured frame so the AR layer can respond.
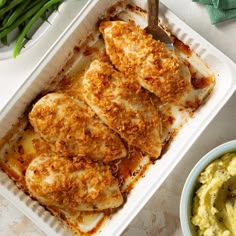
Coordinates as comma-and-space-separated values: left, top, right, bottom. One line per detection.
1, 0, 236, 235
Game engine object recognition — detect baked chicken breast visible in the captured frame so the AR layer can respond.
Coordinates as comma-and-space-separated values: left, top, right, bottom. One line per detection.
25, 155, 123, 211
99, 21, 192, 104
29, 92, 127, 162
83, 59, 162, 158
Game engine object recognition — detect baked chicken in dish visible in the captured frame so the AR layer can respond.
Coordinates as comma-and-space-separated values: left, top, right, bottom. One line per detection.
99, 21, 192, 105
83, 59, 162, 158
25, 155, 123, 211
29, 92, 127, 162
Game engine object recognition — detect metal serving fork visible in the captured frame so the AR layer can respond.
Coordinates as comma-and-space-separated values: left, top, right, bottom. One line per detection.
146, 0, 174, 50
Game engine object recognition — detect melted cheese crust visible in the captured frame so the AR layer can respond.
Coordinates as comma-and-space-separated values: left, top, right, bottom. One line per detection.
100, 21, 192, 104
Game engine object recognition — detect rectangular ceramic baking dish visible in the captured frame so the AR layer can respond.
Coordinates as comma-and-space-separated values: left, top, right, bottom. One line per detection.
0, 0, 236, 235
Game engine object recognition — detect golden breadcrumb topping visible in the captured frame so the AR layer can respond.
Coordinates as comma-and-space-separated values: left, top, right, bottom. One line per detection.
29, 93, 127, 162
25, 155, 123, 211
83, 59, 162, 157
99, 21, 192, 104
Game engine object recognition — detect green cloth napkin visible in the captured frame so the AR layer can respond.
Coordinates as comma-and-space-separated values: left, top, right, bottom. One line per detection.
193, 0, 236, 24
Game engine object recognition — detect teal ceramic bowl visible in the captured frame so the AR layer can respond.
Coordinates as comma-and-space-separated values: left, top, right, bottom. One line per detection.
180, 140, 236, 236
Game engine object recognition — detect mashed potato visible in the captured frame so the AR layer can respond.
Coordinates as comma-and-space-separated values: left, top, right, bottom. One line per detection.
192, 153, 236, 236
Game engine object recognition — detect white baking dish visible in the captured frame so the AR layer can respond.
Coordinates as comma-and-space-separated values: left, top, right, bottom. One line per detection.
0, 0, 236, 235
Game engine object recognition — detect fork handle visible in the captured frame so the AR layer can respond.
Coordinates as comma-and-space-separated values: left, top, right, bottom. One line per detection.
147, 0, 159, 27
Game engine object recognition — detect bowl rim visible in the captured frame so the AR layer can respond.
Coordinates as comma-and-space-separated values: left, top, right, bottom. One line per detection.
180, 139, 236, 236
